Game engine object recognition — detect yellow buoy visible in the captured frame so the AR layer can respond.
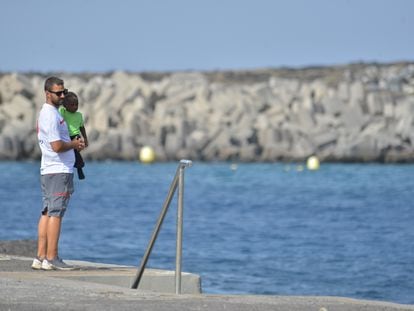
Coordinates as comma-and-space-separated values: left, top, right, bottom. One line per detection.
139, 146, 155, 164
306, 156, 320, 170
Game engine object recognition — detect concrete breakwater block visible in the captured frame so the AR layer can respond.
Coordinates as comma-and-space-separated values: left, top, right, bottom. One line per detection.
0, 241, 201, 294
54, 260, 202, 294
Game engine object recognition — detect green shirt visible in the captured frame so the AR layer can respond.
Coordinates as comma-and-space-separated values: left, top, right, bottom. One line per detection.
59, 106, 84, 137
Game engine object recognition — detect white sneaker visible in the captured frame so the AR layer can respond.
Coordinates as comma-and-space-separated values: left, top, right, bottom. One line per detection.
31, 257, 43, 270
42, 257, 75, 271
41, 258, 53, 270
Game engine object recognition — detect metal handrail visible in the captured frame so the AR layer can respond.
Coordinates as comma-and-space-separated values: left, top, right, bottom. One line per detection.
131, 159, 193, 294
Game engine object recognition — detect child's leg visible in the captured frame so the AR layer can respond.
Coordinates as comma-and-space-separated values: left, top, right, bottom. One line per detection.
70, 135, 86, 180
74, 150, 84, 168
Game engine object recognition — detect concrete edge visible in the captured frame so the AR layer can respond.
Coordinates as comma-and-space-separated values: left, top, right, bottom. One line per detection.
1, 254, 202, 294
1, 254, 413, 310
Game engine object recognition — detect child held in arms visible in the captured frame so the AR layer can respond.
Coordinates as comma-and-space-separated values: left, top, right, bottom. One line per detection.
59, 91, 88, 179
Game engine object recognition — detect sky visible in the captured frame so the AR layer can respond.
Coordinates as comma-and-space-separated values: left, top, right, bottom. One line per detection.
1, 0, 413, 73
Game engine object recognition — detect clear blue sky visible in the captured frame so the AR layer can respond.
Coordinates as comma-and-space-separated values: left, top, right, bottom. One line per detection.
1, 0, 413, 73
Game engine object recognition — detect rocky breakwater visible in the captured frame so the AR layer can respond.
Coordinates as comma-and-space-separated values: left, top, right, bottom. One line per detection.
1, 62, 414, 162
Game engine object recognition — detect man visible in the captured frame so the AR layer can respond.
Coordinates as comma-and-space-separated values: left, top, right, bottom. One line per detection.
31, 76, 85, 270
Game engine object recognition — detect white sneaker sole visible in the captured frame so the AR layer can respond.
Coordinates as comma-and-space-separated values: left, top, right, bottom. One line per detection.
42, 262, 75, 271
31, 263, 43, 270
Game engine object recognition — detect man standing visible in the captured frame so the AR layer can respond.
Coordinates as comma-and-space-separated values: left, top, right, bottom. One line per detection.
31, 76, 85, 270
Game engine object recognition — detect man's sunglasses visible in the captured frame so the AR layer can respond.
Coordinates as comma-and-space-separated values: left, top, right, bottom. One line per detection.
48, 89, 68, 97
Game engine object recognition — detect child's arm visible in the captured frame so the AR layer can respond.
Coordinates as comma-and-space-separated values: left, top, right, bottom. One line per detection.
80, 126, 88, 147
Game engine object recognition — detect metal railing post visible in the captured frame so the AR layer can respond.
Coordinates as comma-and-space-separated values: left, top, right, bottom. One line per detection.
131, 168, 179, 289
175, 164, 185, 294
131, 160, 192, 292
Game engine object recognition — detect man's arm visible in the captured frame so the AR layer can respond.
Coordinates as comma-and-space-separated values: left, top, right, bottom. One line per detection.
50, 138, 85, 153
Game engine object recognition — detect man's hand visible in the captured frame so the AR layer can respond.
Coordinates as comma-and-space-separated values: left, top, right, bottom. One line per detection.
50, 137, 85, 153
73, 137, 85, 151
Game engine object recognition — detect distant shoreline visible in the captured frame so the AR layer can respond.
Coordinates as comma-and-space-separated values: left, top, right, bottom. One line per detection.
1, 62, 414, 162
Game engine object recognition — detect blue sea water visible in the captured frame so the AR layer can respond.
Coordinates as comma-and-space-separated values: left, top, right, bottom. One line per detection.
0, 161, 413, 304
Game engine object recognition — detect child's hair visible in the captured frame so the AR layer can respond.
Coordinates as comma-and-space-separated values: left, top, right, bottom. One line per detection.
63, 91, 78, 107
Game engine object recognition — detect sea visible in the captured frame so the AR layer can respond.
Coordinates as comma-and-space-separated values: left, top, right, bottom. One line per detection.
0, 161, 413, 305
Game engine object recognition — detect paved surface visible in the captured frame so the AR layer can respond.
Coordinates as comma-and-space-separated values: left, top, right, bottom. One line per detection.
1, 255, 414, 311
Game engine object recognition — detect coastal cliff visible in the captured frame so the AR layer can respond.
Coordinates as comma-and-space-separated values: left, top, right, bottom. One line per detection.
1, 62, 414, 162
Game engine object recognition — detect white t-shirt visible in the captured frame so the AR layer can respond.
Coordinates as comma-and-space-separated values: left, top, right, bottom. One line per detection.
37, 103, 75, 175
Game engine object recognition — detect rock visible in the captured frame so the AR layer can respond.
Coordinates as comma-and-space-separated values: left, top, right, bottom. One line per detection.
0, 240, 37, 257
1, 93, 35, 123
0, 62, 414, 162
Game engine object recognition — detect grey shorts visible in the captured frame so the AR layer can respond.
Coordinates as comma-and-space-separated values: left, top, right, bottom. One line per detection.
41, 173, 74, 217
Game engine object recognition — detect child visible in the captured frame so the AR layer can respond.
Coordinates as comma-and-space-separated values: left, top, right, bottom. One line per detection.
59, 91, 88, 179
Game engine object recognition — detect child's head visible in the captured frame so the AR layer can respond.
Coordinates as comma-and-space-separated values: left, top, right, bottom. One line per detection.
62, 91, 79, 113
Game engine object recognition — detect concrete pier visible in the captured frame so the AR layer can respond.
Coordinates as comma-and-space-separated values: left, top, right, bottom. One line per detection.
1, 254, 413, 311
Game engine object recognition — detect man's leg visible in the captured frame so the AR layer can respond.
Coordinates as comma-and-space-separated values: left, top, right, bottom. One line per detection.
41, 173, 75, 270
37, 215, 49, 259
43, 215, 74, 270
46, 216, 62, 260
